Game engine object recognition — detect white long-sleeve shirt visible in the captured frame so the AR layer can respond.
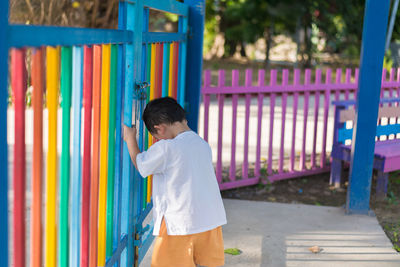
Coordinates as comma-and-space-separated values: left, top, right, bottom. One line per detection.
136, 130, 227, 236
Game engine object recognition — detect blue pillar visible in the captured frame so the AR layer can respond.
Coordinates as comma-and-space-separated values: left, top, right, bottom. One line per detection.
0, 0, 9, 265
118, 0, 142, 266
184, 0, 205, 133
346, 0, 390, 214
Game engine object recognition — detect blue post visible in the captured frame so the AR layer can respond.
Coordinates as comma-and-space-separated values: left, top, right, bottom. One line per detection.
184, 0, 205, 133
112, 3, 127, 266
119, 1, 136, 266
346, 0, 390, 214
131, 1, 145, 265
0, 0, 8, 265
119, 0, 145, 266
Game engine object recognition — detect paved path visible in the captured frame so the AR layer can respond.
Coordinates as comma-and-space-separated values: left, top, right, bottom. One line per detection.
141, 199, 400, 267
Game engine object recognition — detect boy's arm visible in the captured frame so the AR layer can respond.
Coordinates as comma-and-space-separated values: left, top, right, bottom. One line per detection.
123, 125, 140, 170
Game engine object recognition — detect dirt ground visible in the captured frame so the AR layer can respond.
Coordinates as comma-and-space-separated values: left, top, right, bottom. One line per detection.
221, 170, 400, 252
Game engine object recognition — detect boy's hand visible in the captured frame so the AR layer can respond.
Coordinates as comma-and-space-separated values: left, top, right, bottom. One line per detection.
123, 124, 140, 170
123, 124, 137, 143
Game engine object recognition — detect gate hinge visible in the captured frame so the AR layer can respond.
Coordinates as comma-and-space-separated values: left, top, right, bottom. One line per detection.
133, 223, 150, 247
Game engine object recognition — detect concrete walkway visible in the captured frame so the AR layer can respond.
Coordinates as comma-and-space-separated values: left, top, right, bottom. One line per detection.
141, 199, 400, 267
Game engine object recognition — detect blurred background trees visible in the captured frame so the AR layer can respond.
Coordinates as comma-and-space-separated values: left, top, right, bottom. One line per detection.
9, 0, 400, 69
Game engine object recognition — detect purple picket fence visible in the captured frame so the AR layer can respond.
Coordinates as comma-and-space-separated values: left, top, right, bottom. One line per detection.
201, 68, 400, 190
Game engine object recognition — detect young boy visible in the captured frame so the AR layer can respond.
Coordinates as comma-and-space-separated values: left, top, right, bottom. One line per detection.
123, 97, 227, 267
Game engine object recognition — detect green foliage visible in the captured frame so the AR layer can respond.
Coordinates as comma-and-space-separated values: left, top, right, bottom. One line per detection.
260, 167, 268, 176
204, 0, 373, 63
384, 50, 394, 72
386, 191, 398, 206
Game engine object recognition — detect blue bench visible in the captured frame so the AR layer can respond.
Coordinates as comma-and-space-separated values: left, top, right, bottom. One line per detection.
330, 98, 400, 199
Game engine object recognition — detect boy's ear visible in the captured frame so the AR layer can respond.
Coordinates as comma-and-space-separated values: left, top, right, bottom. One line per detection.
153, 124, 164, 134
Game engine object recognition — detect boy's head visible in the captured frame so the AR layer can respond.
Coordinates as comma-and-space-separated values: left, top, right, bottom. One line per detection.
142, 97, 186, 139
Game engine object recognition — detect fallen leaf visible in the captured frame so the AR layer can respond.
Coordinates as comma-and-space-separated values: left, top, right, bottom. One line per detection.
308, 246, 322, 253
224, 248, 242, 255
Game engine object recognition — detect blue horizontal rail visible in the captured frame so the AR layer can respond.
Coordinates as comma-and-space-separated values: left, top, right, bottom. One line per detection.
143, 32, 186, 44
144, 0, 188, 16
105, 234, 128, 267
332, 97, 400, 107
137, 201, 153, 225
8, 25, 133, 48
138, 222, 155, 265
338, 124, 400, 142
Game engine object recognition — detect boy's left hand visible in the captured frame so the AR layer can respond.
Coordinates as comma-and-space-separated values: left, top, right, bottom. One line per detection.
123, 124, 137, 143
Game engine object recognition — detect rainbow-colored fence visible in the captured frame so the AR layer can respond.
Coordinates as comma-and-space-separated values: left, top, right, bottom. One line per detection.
1, 1, 204, 267
11, 44, 127, 267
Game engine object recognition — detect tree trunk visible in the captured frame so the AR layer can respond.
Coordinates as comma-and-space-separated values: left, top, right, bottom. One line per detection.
295, 16, 301, 68
264, 21, 274, 70
301, 14, 312, 68
240, 42, 247, 58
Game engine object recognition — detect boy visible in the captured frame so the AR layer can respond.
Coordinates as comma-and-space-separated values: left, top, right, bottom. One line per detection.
123, 97, 227, 267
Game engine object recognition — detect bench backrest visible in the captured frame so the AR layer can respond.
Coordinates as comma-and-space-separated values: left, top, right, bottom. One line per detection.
332, 98, 400, 145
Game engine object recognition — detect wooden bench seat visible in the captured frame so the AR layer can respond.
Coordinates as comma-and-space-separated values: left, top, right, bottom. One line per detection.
330, 98, 400, 199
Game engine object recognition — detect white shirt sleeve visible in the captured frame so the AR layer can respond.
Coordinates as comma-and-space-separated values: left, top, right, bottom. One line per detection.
136, 140, 168, 178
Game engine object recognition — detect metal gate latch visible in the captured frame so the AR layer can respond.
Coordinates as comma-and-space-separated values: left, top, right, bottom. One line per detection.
135, 81, 149, 100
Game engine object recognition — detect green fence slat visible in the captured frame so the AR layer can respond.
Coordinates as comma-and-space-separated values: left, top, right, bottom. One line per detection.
59, 46, 72, 267
106, 44, 118, 257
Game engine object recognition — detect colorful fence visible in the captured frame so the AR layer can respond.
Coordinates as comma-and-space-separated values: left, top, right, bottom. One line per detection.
201, 68, 400, 190
1, 0, 204, 267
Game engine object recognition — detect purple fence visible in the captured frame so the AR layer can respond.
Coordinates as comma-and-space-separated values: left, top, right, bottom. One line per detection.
200, 68, 400, 190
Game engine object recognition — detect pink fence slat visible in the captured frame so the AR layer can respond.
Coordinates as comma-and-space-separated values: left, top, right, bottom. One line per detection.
354, 68, 360, 99
381, 68, 387, 103
300, 69, 311, 171
267, 69, 277, 175
216, 70, 225, 183
311, 69, 321, 169
203, 70, 211, 142
397, 69, 400, 117
203, 95, 210, 142
279, 69, 289, 173
242, 69, 252, 179
335, 68, 341, 101
345, 68, 351, 100
229, 70, 239, 181
290, 69, 300, 172
321, 68, 332, 167
255, 69, 265, 177
389, 68, 395, 107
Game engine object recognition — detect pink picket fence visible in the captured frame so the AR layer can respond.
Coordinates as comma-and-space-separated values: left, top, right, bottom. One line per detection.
201, 68, 400, 190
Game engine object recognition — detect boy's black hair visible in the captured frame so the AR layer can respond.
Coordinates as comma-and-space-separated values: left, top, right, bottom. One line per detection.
142, 97, 186, 134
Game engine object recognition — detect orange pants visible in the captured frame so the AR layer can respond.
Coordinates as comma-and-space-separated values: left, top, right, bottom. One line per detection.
151, 219, 225, 267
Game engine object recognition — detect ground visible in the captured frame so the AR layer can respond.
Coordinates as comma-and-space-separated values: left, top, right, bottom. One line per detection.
221, 171, 400, 252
